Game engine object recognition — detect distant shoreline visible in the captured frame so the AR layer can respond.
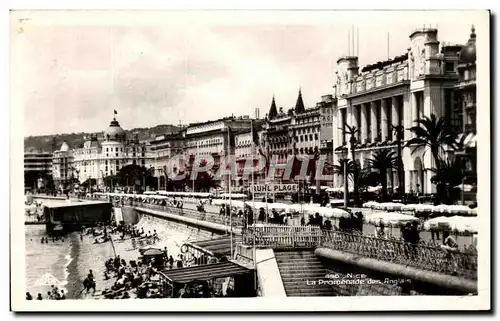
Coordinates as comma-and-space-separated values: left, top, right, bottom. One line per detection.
66, 233, 82, 299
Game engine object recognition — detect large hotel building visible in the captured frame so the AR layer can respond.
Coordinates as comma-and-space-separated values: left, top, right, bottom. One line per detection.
71, 117, 154, 187
26, 26, 476, 197
332, 27, 477, 195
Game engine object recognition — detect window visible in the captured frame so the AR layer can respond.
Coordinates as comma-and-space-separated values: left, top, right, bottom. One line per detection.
445, 62, 455, 72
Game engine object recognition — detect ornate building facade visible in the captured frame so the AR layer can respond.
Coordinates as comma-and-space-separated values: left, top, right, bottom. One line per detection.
151, 116, 256, 189
72, 116, 154, 187
455, 26, 477, 194
52, 142, 74, 190
262, 90, 332, 183
332, 28, 466, 194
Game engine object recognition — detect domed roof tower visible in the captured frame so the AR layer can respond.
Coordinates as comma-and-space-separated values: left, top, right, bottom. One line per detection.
458, 25, 476, 64
60, 141, 69, 152
104, 116, 126, 142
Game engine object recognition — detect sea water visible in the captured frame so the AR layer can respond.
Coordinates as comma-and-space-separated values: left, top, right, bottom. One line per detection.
25, 197, 212, 299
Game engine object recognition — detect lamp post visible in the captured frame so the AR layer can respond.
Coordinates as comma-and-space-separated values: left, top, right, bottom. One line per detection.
455, 149, 467, 205
157, 168, 162, 191
343, 148, 348, 209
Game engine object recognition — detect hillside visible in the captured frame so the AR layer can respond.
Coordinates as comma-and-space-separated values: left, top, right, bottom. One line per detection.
24, 124, 181, 153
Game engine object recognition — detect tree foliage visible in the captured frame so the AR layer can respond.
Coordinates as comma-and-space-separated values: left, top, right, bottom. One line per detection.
406, 114, 457, 204
430, 158, 464, 205
367, 150, 397, 201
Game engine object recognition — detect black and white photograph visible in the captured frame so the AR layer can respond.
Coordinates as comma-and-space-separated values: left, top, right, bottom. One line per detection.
10, 10, 490, 311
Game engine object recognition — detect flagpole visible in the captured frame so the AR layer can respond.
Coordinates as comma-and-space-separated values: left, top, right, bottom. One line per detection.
227, 127, 233, 259
251, 121, 255, 224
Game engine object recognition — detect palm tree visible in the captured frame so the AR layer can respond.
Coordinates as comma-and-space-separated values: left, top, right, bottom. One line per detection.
343, 124, 361, 205
358, 167, 381, 193
367, 150, 397, 201
333, 158, 356, 191
430, 158, 464, 205
333, 158, 356, 207
406, 114, 457, 204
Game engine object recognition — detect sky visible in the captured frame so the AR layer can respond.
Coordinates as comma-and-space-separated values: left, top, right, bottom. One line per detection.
11, 11, 485, 137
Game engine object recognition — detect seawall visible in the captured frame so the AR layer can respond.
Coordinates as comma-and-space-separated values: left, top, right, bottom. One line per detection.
132, 206, 242, 236
315, 247, 477, 295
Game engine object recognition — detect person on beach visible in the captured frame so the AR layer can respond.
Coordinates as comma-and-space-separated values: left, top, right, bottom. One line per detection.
47, 291, 52, 300
60, 290, 66, 300
51, 285, 60, 299
41, 237, 44, 244
36, 293, 43, 300
26, 292, 33, 300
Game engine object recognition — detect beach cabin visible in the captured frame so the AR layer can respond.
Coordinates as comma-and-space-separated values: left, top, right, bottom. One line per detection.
43, 201, 113, 234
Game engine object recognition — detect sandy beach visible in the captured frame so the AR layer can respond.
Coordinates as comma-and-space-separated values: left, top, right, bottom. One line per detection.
65, 214, 214, 300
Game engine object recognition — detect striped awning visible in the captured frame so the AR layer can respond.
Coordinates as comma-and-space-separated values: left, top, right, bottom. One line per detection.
186, 236, 242, 256
160, 261, 252, 284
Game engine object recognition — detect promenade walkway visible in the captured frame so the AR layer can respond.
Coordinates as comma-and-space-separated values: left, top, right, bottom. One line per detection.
49, 195, 477, 281
129, 202, 478, 281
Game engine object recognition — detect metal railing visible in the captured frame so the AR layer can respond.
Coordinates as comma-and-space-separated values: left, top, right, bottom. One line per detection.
321, 230, 477, 280
241, 226, 477, 280
131, 201, 245, 228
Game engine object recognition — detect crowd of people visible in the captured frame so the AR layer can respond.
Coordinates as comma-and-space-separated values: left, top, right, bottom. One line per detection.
99, 254, 165, 299
86, 220, 211, 299
26, 285, 66, 301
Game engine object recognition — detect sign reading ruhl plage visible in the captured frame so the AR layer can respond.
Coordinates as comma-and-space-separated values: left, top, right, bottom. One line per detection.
252, 184, 298, 194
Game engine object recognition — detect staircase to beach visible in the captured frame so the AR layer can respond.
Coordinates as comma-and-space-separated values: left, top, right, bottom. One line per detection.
274, 250, 337, 297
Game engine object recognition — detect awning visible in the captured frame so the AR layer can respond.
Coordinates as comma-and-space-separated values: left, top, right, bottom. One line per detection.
463, 132, 476, 148
185, 236, 242, 256
160, 261, 253, 284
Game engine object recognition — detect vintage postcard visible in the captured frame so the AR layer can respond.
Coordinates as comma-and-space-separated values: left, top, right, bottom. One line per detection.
10, 10, 490, 312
